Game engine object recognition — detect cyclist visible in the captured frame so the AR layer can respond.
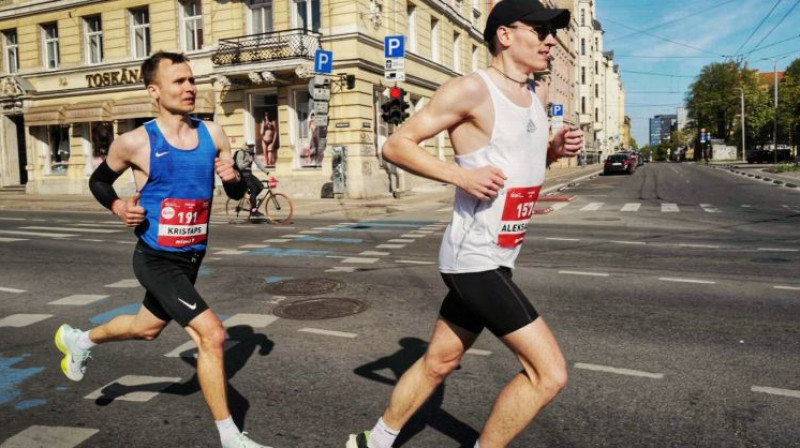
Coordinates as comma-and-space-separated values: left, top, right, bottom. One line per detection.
234, 142, 270, 218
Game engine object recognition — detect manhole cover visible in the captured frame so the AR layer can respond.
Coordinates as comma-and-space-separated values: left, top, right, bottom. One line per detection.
750, 257, 791, 264
273, 298, 368, 320
582, 217, 622, 222
264, 278, 343, 296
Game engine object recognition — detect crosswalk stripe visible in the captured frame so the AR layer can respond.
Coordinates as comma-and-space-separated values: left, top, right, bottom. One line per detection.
621, 203, 640, 212
84, 375, 182, 402
0, 314, 52, 327
0, 287, 26, 293
21, 226, 121, 234
388, 239, 414, 243
661, 203, 680, 212
397, 260, 435, 265
105, 279, 140, 288
0, 237, 27, 242
0, 217, 25, 221
549, 202, 571, 211
49, 294, 108, 306
299, 328, 358, 338
341, 257, 379, 264
751, 386, 800, 399
377, 244, 405, 249
700, 204, 720, 213
774, 285, 800, 291
360, 251, 390, 256
0, 230, 77, 238
580, 202, 604, 211
1, 425, 99, 448
325, 266, 357, 273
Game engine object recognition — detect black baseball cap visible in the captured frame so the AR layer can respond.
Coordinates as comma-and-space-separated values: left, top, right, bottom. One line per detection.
483, 0, 571, 44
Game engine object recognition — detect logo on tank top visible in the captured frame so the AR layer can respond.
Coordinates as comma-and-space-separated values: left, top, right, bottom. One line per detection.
526, 119, 536, 133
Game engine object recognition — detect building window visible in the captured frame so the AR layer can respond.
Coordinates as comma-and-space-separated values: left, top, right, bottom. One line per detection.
84, 16, 104, 64
595, 107, 599, 122
595, 84, 598, 98
181, 0, 203, 51
131, 8, 151, 58
595, 37, 598, 49
47, 125, 70, 174
407, 5, 417, 52
3, 30, 19, 73
431, 17, 440, 63
581, 9, 585, 26
42, 23, 59, 69
581, 67, 585, 84
249, 0, 274, 34
251, 94, 280, 167
294, 90, 323, 167
580, 39, 585, 55
453, 32, 461, 72
89, 121, 114, 169
595, 61, 599, 74
581, 96, 586, 114
471, 44, 479, 72
294, 0, 321, 32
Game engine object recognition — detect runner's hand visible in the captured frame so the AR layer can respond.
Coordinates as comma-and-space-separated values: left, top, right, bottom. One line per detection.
215, 157, 239, 183
113, 193, 146, 227
553, 128, 583, 157
459, 166, 506, 200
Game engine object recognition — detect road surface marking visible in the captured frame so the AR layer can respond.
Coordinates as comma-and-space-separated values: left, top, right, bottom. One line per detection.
741, 204, 752, 208
84, 375, 182, 402
239, 244, 270, 249
0, 237, 27, 242
299, 328, 358, 338
377, 244, 405, 249
0, 230, 77, 238
0, 314, 53, 328
223, 313, 279, 328
341, 257, 379, 264
300, 230, 323, 234
401, 233, 427, 238
580, 202, 604, 211
0, 217, 25, 221
104, 279, 141, 288
78, 238, 104, 242
214, 249, 249, 255
751, 386, 800, 399
661, 203, 680, 212
388, 239, 414, 243
621, 203, 641, 212
465, 348, 492, 356
549, 202, 571, 211
558, 270, 609, 277
21, 226, 121, 234
774, 285, 800, 291
546, 237, 580, 241
279, 235, 306, 238
49, 295, 108, 306
679, 244, 720, 249
757, 248, 798, 252
575, 363, 664, 379
0, 287, 26, 293
263, 239, 290, 243
397, 260, 435, 265
659, 277, 716, 284
700, 204, 720, 213
326, 266, 357, 273
360, 251, 390, 256
610, 240, 646, 245
0, 425, 99, 448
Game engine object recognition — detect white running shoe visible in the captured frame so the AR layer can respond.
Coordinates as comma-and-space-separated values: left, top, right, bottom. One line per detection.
222, 432, 273, 448
55, 324, 91, 382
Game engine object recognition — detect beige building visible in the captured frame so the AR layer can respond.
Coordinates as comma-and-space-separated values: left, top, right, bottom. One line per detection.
0, 0, 490, 198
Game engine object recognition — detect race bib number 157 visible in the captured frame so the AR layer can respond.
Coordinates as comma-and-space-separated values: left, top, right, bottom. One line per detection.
497, 186, 541, 248
158, 198, 210, 248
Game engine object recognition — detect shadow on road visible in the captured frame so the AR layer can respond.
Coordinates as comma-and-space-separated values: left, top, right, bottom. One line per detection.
353, 337, 479, 448
93, 325, 273, 431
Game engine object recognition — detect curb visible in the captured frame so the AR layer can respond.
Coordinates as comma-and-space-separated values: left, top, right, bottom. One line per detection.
542, 169, 603, 194
709, 164, 800, 192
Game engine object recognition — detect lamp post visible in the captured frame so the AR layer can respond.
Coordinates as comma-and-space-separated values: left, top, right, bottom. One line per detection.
735, 87, 746, 163
762, 56, 789, 164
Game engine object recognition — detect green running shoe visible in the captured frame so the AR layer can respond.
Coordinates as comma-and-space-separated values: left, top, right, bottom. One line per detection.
222, 432, 272, 448
55, 324, 91, 382
345, 431, 371, 448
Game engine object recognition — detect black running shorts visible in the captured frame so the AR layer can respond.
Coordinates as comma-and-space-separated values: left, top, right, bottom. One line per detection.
439, 267, 539, 337
133, 241, 209, 327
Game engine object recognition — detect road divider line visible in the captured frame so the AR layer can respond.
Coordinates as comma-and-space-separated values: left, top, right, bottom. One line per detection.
299, 328, 358, 338
679, 244, 720, 249
0, 286, 26, 293
558, 270, 609, 277
659, 277, 716, 284
751, 386, 800, 399
610, 240, 646, 245
549, 202, 571, 211
575, 362, 664, 379
546, 237, 580, 241
757, 248, 799, 252
774, 285, 800, 291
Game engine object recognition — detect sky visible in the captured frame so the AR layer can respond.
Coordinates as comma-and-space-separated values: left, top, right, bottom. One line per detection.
596, 0, 800, 147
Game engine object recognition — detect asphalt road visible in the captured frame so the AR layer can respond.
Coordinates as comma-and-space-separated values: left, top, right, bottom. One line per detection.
1, 162, 798, 448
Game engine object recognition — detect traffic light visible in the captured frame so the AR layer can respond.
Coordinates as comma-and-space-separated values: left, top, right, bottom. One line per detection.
381, 87, 411, 125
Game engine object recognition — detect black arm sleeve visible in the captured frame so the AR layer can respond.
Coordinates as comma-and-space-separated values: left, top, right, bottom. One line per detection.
89, 161, 123, 211
223, 173, 248, 200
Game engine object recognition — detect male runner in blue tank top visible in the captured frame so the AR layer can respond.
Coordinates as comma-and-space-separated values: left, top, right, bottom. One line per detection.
347, 1, 584, 448
54, 52, 271, 448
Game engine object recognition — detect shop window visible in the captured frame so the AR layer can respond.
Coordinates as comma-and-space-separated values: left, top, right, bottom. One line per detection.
180, 0, 203, 51
4, 29, 19, 73
295, 91, 324, 167
84, 16, 104, 64
42, 23, 59, 69
294, 0, 320, 32
131, 8, 151, 59
48, 125, 70, 174
249, 0, 273, 34
252, 94, 279, 167
90, 122, 114, 168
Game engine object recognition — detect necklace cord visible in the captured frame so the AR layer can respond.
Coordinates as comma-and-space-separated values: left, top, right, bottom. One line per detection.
489, 65, 528, 87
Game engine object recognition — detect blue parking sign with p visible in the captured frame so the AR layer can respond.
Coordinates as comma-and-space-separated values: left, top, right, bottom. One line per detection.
315, 49, 333, 74
385, 35, 405, 58
551, 104, 564, 117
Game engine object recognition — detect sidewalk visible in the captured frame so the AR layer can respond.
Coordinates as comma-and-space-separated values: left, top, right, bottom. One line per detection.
0, 164, 602, 219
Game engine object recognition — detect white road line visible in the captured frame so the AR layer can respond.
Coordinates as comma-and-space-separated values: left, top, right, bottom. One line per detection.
0, 237, 27, 242
549, 202, 571, 211
105, 279, 140, 288
679, 244, 720, 249
580, 202, 604, 211
325, 266, 357, 273
415, 230, 435, 234
757, 248, 799, 252
214, 250, 250, 255
377, 244, 405, 249
659, 277, 716, 285
741, 204, 752, 208
621, 203, 641, 212
300, 230, 323, 234
700, 204, 720, 213
661, 203, 680, 212
397, 260, 435, 265
279, 235, 306, 238
116, 240, 136, 244
0, 230, 77, 238
84, 375, 182, 402
0, 217, 25, 221
298, 328, 358, 338
223, 313, 279, 328
0, 314, 53, 327
546, 237, 580, 242
360, 251, 390, 256
263, 239, 290, 243
574, 362, 664, 379
401, 234, 427, 238
1, 425, 99, 448
0, 286, 26, 293
388, 239, 415, 243
558, 270, 609, 277
72, 223, 113, 227
774, 285, 800, 291
465, 348, 492, 356
21, 226, 121, 234
49, 294, 108, 306
609, 240, 646, 245
78, 239, 104, 242
751, 386, 800, 399
342, 257, 379, 264
239, 244, 270, 249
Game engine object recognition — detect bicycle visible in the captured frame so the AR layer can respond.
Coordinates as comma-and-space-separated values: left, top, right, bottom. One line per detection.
225, 175, 294, 225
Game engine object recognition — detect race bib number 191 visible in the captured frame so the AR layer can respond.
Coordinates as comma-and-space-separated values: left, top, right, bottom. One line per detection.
158, 198, 210, 248
497, 186, 541, 248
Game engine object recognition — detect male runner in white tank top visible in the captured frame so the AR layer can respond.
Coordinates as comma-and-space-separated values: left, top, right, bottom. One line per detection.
347, 1, 583, 447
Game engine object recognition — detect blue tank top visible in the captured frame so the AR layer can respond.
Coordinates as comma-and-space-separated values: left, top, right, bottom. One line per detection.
136, 118, 216, 252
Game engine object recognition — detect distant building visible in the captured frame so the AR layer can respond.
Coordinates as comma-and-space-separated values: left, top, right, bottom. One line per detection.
649, 114, 677, 146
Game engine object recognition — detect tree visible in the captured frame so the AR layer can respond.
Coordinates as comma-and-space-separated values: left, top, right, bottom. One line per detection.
778, 58, 800, 153
686, 62, 741, 142
629, 137, 638, 150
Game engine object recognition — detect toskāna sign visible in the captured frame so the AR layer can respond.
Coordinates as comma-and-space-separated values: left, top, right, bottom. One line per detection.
86, 68, 142, 88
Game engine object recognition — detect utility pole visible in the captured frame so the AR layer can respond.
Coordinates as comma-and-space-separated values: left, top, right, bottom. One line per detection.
773, 60, 778, 164
736, 87, 746, 163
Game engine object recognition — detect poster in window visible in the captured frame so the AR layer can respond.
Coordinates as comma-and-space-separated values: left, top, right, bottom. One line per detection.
296, 95, 325, 167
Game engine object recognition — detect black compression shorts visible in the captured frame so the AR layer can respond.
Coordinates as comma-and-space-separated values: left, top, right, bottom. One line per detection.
439, 267, 539, 337
133, 241, 209, 327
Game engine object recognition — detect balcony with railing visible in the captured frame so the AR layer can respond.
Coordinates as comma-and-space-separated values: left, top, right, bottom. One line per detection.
212, 29, 321, 66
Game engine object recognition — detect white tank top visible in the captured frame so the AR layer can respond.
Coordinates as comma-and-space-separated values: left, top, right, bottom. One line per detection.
438, 69, 549, 273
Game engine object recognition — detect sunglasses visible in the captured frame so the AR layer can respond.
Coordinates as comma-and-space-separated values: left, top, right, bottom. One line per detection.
507, 25, 558, 41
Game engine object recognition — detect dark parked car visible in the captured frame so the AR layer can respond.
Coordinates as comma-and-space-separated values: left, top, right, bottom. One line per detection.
604, 153, 636, 175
